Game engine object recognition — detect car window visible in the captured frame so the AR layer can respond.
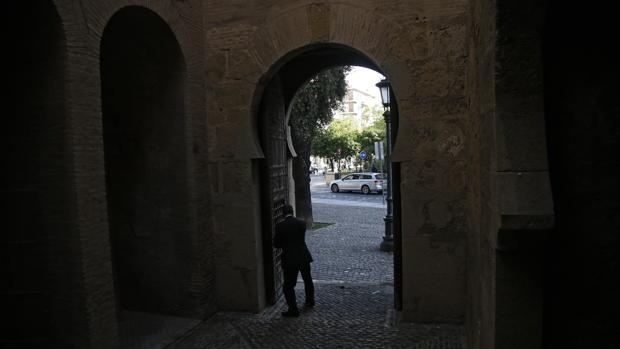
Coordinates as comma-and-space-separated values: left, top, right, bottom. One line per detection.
351, 174, 360, 179
375, 174, 383, 180
342, 175, 352, 180
362, 175, 372, 179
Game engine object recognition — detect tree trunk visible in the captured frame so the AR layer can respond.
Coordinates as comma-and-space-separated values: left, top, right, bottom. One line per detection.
292, 148, 314, 229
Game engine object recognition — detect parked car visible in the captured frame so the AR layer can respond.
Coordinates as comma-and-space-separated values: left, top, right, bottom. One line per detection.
309, 166, 326, 175
309, 166, 324, 175
329, 172, 386, 194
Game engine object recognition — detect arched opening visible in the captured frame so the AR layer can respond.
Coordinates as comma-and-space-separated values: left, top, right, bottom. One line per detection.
100, 6, 191, 317
254, 44, 403, 310
1, 1, 68, 346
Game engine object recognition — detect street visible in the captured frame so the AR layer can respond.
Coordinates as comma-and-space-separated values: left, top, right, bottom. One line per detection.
309, 174, 386, 208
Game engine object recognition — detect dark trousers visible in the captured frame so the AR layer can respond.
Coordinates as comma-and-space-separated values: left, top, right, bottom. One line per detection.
282, 262, 315, 311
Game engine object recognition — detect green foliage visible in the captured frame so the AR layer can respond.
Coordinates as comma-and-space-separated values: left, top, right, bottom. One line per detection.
289, 67, 350, 145
312, 118, 360, 164
361, 104, 384, 128
356, 117, 385, 163
288, 65, 387, 172
313, 112, 386, 170
310, 222, 334, 231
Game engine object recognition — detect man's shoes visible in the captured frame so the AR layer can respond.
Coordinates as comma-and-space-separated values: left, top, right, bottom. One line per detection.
281, 310, 300, 317
305, 301, 315, 307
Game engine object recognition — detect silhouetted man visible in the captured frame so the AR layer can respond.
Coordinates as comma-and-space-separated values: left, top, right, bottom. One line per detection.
274, 204, 315, 317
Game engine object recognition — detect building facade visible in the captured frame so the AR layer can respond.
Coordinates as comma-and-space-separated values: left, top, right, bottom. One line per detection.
333, 87, 382, 129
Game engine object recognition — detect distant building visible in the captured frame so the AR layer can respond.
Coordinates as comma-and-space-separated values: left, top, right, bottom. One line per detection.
333, 87, 382, 129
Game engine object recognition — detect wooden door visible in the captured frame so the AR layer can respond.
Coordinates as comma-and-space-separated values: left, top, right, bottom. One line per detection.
259, 76, 288, 304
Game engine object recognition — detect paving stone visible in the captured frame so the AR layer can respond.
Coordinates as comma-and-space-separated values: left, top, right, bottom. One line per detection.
168, 203, 464, 349
170, 283, 464, 348
308, 204, 393, 284
118, 311, 200, 349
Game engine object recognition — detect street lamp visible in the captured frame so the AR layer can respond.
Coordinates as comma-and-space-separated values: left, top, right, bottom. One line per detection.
376, 79, 394, 252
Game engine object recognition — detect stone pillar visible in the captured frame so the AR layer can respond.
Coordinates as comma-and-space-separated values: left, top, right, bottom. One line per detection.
494, 0, 551, 347
212, 159, 266, 312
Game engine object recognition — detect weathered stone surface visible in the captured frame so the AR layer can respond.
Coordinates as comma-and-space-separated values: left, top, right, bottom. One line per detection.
496, 110, 549, 171
6, 1, 589, 348
172, 283, 465, 349
497, 172, 553, 216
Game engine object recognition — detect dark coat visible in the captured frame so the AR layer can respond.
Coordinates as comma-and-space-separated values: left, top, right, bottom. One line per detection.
274, 215, 313, 268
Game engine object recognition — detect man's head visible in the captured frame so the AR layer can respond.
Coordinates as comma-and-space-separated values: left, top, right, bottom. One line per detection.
282, 204, 294, 216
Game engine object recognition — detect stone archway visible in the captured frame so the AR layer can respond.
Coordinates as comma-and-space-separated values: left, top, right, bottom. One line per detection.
100, 6, 192, 317
252, 44, 403, 308
1, 1, 69, 346
208, 2, 469, 323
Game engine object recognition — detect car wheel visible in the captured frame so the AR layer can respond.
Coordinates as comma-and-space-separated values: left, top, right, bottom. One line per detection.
361, 185, 370, 195
331, 184, 339, 193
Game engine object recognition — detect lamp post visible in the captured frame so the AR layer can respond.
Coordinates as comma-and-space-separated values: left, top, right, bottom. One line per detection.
376, 79, 393, 252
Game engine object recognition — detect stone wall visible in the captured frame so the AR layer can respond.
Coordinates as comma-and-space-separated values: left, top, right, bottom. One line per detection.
465, 0, 497, 346
204, 0, 471, 323
7, 1, 601, 348
3, 1, 214, 347
2, 3, 72, 347
543, 3, 620, 347
493, 1, 550, 348
466, 0, 553, 347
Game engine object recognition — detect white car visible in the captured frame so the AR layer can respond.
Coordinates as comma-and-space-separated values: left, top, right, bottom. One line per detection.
329, 172, 386, 194
309, 166, 325, 175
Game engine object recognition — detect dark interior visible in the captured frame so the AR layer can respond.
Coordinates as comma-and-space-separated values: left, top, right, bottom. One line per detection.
1, 1, 67, 345
101, 6, 191, 316
543, 3, 620, 347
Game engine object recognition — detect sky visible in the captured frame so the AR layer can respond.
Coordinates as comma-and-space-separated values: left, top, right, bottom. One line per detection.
345, 66, 385, 102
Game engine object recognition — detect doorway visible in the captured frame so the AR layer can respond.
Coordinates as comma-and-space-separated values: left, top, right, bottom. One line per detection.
100, 6, 191, 316
255, 45, 402, 310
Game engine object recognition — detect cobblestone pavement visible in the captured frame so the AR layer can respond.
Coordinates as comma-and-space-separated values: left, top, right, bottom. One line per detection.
119, 311, 200, 349
167, 202, 465, 349
308, 203, 393, 284
169, 283, 464, 349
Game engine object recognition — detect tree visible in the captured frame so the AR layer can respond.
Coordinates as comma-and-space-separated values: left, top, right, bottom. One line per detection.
312, 117, 359, 170
361, 104, 384, 129
356, 117, 385, 170
289, 67, 349, 228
